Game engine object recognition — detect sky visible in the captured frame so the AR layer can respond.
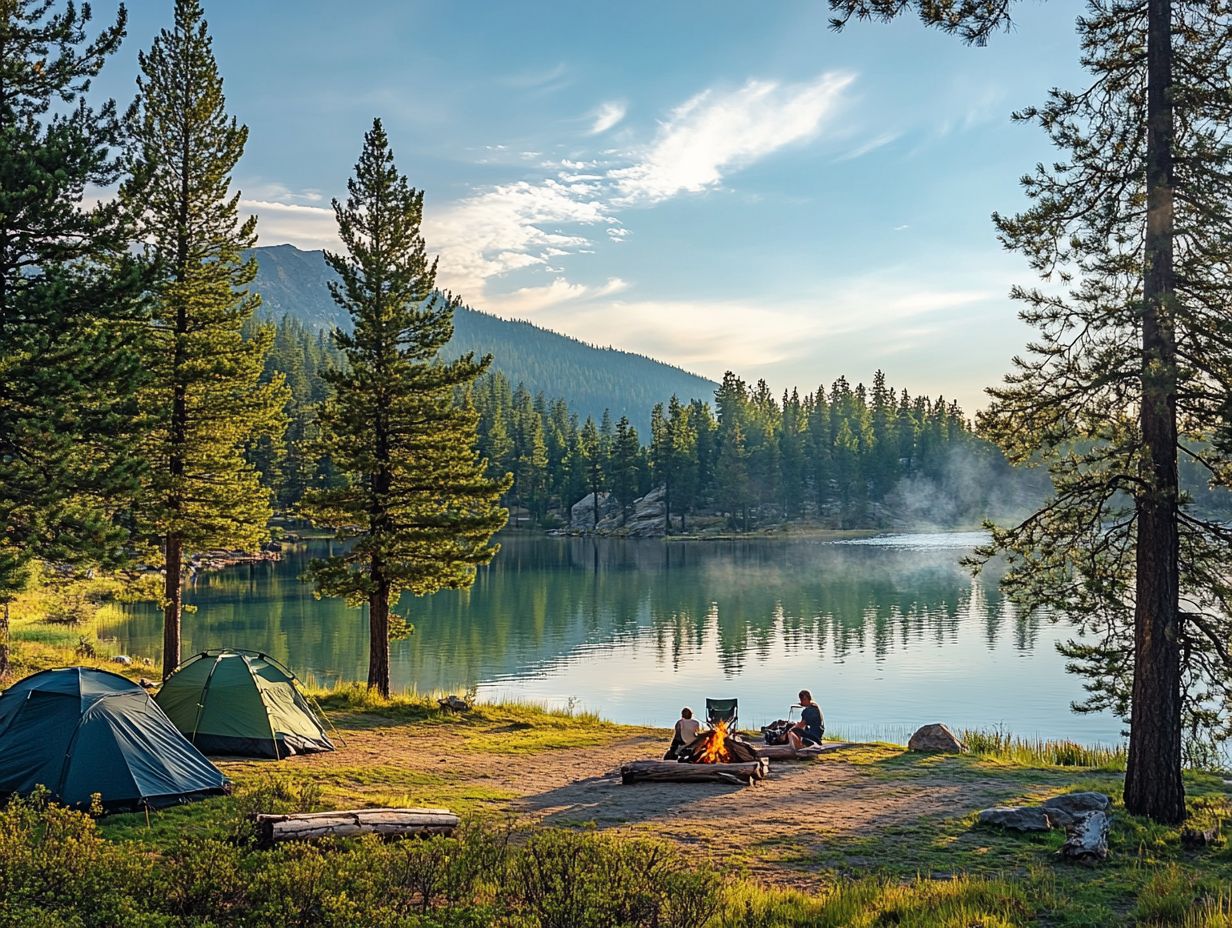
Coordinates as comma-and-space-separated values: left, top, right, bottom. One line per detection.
94, 0, 1089, 414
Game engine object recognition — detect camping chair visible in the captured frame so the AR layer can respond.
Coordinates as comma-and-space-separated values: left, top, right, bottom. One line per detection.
705, 698, 738, 733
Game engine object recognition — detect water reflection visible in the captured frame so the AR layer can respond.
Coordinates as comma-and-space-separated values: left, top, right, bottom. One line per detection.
108, 535, 1119, 744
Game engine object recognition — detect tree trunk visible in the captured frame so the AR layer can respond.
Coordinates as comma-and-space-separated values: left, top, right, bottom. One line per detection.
162, 534, 182, 678
0, 600, 10, 680
1124, 0, 1185, 825
368, 571, 392, 698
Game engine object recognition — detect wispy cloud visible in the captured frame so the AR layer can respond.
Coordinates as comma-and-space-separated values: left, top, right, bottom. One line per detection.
589, 100, 627, 134
251, 70, 859, 316
611, 72, 854, 203
501, 61, 568, 89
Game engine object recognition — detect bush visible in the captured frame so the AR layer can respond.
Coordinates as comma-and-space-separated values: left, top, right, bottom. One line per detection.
225, 773, 323, 845
0, 791, 171, 928
509, 829, 719, 928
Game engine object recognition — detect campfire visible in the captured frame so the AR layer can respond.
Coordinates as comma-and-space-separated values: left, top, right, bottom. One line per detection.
679, 720, 760, 765
620, 720, 769, 785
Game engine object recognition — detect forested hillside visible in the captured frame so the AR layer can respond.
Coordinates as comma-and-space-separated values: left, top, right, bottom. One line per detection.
250, 244, 715, 429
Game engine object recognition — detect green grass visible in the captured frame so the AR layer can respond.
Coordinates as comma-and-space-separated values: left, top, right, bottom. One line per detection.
962, 725, 1128, 770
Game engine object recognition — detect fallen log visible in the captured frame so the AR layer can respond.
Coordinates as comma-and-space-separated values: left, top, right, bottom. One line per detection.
753, 742, 853, 760
252, 808, 458, 849
1058, 811, 1110, 864
621, 759, 769, 786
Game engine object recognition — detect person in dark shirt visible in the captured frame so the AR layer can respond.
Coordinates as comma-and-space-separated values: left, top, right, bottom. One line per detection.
788, 689, 825, 749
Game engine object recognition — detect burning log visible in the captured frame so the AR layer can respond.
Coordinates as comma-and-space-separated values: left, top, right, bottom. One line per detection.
678, 720, 760, 764
252, 808, 458, 848
621, 759, 769, 786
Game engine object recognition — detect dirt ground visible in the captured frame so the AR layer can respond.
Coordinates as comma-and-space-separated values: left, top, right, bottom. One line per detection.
250, 713, 1085, 885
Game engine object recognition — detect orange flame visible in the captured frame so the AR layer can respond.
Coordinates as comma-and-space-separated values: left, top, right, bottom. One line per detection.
695, 720, 731, 764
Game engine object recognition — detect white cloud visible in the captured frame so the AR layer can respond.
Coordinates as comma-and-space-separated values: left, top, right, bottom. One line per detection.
241, 199, 340, 250
836, 131, 900, 162
481, 275, 629, 317
423, 179, 616, 297
589, 100, 627, 135
611, 72, 855, 204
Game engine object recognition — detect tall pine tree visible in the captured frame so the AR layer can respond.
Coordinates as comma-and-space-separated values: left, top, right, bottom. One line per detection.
829, 0, 1232, 820
124, 0, 287, 678
0, 1, 149, 676
302, 120, 509, 697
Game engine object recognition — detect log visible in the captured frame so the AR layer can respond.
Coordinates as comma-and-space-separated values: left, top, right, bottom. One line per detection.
752, 742, 852, 760
620, 759, 769, 786
252, 807, 458, 849
1058, 811, 1110, 864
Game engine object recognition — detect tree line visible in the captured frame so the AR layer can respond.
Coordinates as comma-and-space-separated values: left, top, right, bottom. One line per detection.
0, 0, 506, 696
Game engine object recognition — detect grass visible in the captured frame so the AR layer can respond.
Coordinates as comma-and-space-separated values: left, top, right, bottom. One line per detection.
962, 725, 1128, 770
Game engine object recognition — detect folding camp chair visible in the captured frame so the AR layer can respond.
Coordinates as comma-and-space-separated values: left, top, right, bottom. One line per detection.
705, 698, 738, 733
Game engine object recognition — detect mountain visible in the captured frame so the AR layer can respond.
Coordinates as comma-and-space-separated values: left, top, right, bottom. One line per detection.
250, 244, 717, 429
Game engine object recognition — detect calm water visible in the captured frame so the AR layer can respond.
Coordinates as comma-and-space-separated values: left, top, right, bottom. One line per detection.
106, 533, 1124, 745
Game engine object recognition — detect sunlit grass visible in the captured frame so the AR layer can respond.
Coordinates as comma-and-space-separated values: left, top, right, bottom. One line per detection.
961, 726, 1127, 769
715, 872, 1042, 927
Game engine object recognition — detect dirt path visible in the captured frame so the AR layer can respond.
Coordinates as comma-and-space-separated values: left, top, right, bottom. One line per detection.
258, 717, 1078, 884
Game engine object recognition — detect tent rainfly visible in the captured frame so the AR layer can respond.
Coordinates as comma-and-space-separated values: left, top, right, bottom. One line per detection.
155, 649, 334, 759
0, 667, 228, 811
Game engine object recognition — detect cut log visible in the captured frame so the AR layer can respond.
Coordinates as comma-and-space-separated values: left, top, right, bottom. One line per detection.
752, 742, 844, 760
621, 759, 769, 786
1058, 811, 1110, 864
252, 807, 458, 849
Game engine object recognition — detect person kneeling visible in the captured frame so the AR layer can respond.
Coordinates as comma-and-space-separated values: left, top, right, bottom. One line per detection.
788, 689, 825, 750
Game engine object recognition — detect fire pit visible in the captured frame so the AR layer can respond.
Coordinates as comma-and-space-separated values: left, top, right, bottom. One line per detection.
620, 722, 771, 786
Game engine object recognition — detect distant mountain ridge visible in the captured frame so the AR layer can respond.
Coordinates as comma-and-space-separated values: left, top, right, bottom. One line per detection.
249, 244, 716, 430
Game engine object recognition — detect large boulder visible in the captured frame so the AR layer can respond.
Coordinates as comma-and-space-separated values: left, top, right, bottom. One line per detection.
569, 492, 620, 531
978, 807, 1053, 832
1042, 792, 1111, 828
907, 723, 965, 754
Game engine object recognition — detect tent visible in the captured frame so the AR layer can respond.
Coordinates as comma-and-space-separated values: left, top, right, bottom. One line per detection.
0, 667, 228, 811
155, 649, 334, 759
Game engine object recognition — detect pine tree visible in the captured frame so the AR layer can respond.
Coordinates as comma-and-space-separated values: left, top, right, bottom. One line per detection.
830, 0, 1232, 820
610, 416, 641, 524
302, 120, 509, 697
0, 1, 150, 677
124, 0, 287, 678
577, 417, 607, 528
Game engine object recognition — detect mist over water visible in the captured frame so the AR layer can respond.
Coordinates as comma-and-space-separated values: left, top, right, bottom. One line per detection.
107, 534, 1124, 746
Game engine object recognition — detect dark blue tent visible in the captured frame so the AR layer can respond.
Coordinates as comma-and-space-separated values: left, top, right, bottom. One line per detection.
0, 667, 228, 811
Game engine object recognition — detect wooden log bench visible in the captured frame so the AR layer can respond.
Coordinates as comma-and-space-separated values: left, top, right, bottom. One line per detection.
620, 759, 770, 786
252, 807, 459, 848
753, 742, 855, 760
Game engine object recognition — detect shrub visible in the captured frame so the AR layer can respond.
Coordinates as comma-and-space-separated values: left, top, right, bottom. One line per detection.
225, 773, 323, 845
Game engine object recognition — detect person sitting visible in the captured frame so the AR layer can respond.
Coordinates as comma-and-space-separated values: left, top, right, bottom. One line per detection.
788, 689, 825, 750
664, 707, 703, 760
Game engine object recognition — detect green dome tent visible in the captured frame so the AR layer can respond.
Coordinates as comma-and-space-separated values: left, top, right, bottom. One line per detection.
155, 649, 334, 759
0, 668, 228, 811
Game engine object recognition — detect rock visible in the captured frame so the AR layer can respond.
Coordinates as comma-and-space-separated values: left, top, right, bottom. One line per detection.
907, 723, 965, 753
1181, 825, 1220, 849
978, 807, 1053, 832
112, 655, 134, 666
437, 695, 471, 712
1042, 792, 1111, 828
1059, 811, 1110, 864
569, 492, 620, 531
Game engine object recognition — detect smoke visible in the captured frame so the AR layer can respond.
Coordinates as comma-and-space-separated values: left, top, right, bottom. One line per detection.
881, 442, 1050, 531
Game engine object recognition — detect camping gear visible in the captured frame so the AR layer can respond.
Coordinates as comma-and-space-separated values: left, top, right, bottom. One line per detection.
761, 719, 793, 745
705, 697, 738, 732
155, 649, 334, 759
0, 667, 228, 811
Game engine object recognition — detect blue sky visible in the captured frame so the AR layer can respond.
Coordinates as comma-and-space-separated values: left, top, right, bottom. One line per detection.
96, 0, 1088, 413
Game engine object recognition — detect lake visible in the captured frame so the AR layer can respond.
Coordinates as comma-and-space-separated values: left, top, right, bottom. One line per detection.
106, 533, 1124, 746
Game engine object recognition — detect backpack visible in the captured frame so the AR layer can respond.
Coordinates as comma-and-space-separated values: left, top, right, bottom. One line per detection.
761, 719, 792, 746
